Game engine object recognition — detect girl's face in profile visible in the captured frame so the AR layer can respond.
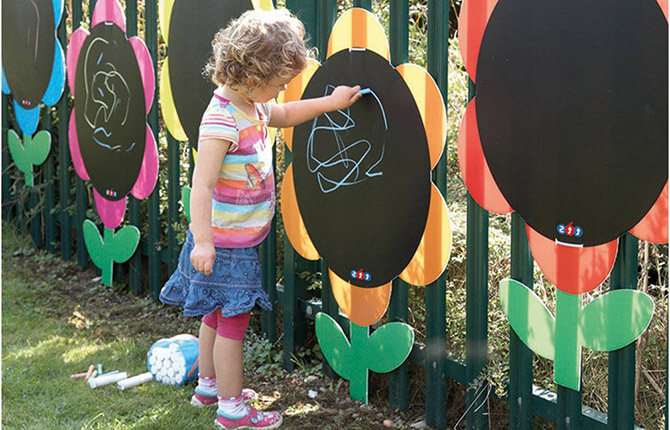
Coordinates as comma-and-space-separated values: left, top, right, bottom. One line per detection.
247, 75, 294, 103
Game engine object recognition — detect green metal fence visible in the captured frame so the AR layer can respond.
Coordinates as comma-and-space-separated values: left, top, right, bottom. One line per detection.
1, 1, 664, 429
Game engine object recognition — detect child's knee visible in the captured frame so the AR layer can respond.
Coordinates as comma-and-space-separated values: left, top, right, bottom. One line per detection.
216, 312, 251, 341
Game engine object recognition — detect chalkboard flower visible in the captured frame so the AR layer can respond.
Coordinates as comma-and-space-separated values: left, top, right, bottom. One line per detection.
66, 0, 157, 285
458, 0, 666, 391
280, 8, 451, 327
280, 9, 449, 402
66, 0, 157, 231
2, 0, 66, 136
457, 0, 668, 294
159, 0, 273, 145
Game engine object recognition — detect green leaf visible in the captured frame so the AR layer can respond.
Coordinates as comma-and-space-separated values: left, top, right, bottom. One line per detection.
181, 186, 192, 223
82, 219, 106, 269
29, 131, 52, 165
579, 289, 654, 352
107, 226, 140, 263
365, 322, 414, 373
315, 313, 352, 379
499, 279, 556, 360
8, 130, 32, 186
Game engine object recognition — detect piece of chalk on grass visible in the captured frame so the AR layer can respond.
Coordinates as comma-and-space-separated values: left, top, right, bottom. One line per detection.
97, 364, 103, 374
85, 365, 95, 380
118, 372, 153, 390
99, 370, 120, 377
89, 372, 129, 389
90, 370, 98, 379
70, 372, 88, 379
358, 88, 372, 95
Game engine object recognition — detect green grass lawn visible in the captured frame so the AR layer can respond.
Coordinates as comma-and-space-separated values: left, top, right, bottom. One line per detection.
2, 232, 222, 429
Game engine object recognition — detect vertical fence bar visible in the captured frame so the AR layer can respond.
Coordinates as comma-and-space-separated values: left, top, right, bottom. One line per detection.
44, 107, 57, 252
74, 0, 89, 268
261, 143, 278, 343
29, 176, 42, 246
146, 0, 162, 298
607, 234, 639, 430
425, 1, 449, 428
282, 0, 318, 373
557, 387, 582, 430
315, 0, 338, 379
465, 76, 489, 430
388, 0, 410, 412
58, 14, 72, 260
2, 94, 10, 221
124, 0, 142, 293
509, 214, 534, 429
354, 0, 372, 9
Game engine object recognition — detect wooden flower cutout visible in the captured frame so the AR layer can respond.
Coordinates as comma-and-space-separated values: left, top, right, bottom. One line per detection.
280, 8, 450, 327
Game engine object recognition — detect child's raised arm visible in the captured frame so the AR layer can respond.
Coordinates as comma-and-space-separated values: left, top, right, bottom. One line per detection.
189, 138, 231, 275
269, 85, 362, 128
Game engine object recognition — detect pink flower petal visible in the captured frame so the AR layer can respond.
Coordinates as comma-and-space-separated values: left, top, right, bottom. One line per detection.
68, 108, 89, 180
129, 36, 155, 114
94, 189, 127, 230
131, 124, 158, 199
66, 28, 89, 96
91, 0, 126, 32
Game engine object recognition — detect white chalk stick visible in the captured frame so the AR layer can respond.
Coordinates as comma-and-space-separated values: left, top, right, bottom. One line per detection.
118, 372, 154, 390
89, 372, 129, 388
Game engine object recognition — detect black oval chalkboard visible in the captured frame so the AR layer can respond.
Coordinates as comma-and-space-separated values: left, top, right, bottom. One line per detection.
2, 0, 56, 110
476, 0, 668, 246
74, 23, 146, 201
293, 49, 430, 288
168, 0, 252, 147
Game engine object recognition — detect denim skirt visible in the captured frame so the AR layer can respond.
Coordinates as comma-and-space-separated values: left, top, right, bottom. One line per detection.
159, 231, 272, 317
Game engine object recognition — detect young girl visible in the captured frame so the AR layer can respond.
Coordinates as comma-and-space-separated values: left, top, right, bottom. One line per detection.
160, 8, 361, 430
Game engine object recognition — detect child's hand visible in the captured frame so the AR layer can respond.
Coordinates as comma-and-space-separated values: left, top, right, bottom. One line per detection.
191, 243, 216, 276
327, 85, 362, 111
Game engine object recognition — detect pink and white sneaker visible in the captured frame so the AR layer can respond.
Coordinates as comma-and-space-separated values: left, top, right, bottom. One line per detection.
215, 406, 282, 429
190, 388, 258, 408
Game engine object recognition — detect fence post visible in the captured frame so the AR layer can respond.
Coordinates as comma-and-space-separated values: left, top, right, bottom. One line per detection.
44, 107, 56, 252
388, 0, 410, 412
509, 214, 534, 429
607, 234, 638, 430
145, 0, 162, 298
261, 145, 278, 343
2, 94, 10, 221
425, 1, 449, 428
74, 0, 89, 269
57, 14, 72, 260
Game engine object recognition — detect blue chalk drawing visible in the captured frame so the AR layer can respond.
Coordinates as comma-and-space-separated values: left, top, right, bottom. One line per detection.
306, 85, 388, 194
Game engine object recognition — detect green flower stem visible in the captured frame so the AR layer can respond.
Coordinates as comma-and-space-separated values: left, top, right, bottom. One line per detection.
349, 323, 370, 402
101, 228, 114, 286
554, 290, 582, 391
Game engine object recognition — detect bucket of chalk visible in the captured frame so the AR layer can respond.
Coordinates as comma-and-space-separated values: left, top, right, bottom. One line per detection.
147, 334, 199, 385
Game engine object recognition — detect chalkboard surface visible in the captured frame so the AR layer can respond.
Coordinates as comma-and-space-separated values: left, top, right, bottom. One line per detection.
2, 0, 56, 110
476, 0, 668, 246
168, 0, 252, 146
74, 23, 146, 201
293, 49, 430, 288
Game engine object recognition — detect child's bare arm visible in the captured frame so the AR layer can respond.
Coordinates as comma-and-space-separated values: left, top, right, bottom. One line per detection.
189, 138, 231, 275
269, 85, 362, 128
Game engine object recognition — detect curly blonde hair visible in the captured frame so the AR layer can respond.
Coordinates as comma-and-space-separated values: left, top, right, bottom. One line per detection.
205, 9, 313, 91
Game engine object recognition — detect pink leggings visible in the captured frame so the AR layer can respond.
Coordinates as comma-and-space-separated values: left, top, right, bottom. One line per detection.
202, 310, 251, 341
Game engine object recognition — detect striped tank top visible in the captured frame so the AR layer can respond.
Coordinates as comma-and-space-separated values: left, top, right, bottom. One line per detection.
198, 89, 274, 248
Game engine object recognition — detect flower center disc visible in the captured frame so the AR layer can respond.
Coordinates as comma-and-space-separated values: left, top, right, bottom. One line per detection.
476, 0, 668, 246
293, 49, 430, 288
2, 0, 56, 109
168, 0, 252, 147
74, 23, 146, 201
